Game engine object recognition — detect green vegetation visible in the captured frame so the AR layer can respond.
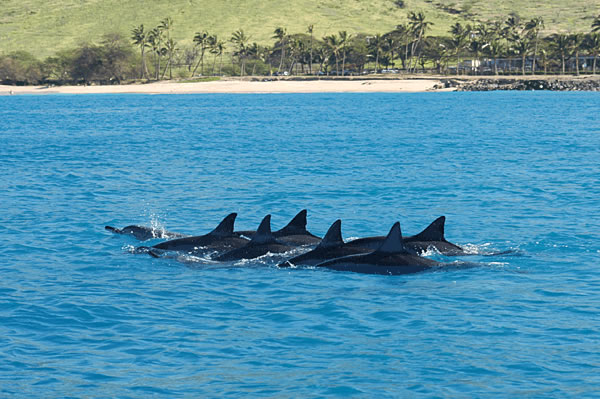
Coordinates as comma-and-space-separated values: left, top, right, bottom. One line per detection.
2, 7, 600, 85
2, 0, 600, 58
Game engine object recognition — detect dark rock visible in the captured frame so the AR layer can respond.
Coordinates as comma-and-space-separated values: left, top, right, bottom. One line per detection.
457, 78, 600, 92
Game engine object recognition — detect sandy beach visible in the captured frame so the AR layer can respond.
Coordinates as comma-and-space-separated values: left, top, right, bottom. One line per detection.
0, 78, 447, 95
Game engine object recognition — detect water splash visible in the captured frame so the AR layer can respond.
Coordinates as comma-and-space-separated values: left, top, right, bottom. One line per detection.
148, 212, 169, 239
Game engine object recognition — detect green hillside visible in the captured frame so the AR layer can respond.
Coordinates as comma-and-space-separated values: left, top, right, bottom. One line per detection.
2, 0, 599, 57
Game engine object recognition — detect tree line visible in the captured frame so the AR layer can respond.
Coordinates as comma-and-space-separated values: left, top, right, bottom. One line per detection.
2, 13, 600, 85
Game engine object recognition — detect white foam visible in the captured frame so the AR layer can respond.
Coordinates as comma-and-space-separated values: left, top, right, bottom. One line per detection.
148, 212, 169, 238
420, 246, 441, 257
177, 253, 219, 264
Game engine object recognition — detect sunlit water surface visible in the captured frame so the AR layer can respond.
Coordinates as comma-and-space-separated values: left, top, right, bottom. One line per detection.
1, 92, 599, 397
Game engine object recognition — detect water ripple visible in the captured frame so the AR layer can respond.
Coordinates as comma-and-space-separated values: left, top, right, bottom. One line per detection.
1, 92, 599, 397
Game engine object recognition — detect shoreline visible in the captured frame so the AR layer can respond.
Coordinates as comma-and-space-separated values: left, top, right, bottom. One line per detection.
0, 79, 446, 95
2, 76, 600, 95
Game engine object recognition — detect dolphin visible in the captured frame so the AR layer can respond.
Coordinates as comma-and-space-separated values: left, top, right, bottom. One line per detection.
215, 215, 295, 261
315, 222, 441, 275
272, 209, 322, 246
402, 216, 465, 255
105, 224, 187, 241
235, 209, 321, 246
139, 213, 248, 254
346, 216, 466, 256
278, 220, 369, 267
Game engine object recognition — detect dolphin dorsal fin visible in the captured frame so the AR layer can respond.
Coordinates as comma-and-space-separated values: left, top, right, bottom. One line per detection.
275, 209, 308, 235
409, 216, 446, 242
251, 215, 276, 244
208, 213, 237, 236
317, 220, 344, 249
375, 222, 409, 254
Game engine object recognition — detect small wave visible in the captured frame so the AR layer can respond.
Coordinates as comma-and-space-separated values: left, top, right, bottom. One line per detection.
460, 243, 522, 256
123, 244, 138, 253
461, 243, 489, 255
485, 261, 512, 270
176, 253, 220, 265
431, 260, 479, 272
233, 250, 297, 266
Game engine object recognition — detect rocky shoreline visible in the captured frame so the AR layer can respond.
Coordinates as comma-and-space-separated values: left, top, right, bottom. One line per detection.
437, 77, 600, 91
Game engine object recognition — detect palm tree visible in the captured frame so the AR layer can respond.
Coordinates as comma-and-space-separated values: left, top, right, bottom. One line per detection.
230, 29, 250, 76
191, 30, 210, 77
502, 16, 521, 73
159, 18, 174, 79
307, 24, 314, 74
393, 23, 411, 70
256, 45, 272, 75
159, 17, 173, 41
206, 35, 217, 75
539, 48, 549, 75
324, 34, 341, 75
246, 42, 259, 75
503, 15, 521, 39
525, 17, 544, 74
484, 37, 504, 76
512, 35, 531, 75
480, 20, 504, 75
408, 11, 433, 72
273, 27, 288, 73
469, 25, 487, 74
421, 36, 450, 73
368, 33, 384, 72
147, 26, 165, 80
209, 39, 226, 76
383, 32, 399, 69
339, 31, 351, 74
286, 38, 304, 75
570, 33, 584, 75
585, 33, 600, 74
315, 44, 329, 75
450, 22, 469, 75
592, 15, 600, 33
131, 24, 149, 79
161, 38, 178, 79
551, 34, 571, 74
346, 34, 369, 73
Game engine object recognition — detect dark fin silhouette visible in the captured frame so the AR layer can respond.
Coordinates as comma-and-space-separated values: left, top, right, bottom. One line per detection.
408, 216, 446, 242
375, 222, 410, 254
105, 226, 121, 234
148, 249, 161, 258
276, 209, 308, 235
250, 215, 276, 245
316, 220, 344, 249
208, 213, 237, 236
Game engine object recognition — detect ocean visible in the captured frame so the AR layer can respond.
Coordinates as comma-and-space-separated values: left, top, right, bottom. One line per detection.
1, 92, 599, 397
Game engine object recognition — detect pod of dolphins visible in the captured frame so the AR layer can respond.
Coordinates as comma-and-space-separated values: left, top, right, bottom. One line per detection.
106, 210, 492, 276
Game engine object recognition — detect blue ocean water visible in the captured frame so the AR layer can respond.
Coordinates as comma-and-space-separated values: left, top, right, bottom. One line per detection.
0, 92, 599, 397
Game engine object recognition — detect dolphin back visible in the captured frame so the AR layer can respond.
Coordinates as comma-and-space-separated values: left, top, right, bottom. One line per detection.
275, 209, 308, 235
208, 213, 238, 237
105, 226, 121, 234
316, 220, 344, 249
405, 216, 446, 242
250, 215, 277, 245
375, 222, 411, 254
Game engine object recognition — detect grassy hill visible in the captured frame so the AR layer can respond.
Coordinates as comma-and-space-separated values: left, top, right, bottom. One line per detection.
2, 0, 599, 57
